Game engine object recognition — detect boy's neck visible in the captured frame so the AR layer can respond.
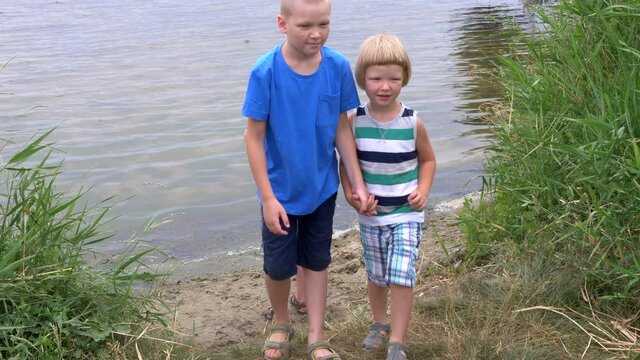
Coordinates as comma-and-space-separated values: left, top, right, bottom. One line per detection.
281, 42, 323, 75
368, 101, 402, 122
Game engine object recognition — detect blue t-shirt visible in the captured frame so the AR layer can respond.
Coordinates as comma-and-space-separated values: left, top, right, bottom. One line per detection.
242, 44, 360, 215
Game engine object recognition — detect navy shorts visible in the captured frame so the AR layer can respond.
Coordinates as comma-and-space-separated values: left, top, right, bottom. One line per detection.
261, 193, 337, 280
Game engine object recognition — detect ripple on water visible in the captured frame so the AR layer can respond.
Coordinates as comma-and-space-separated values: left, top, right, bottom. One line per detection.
0, 0, 544, 267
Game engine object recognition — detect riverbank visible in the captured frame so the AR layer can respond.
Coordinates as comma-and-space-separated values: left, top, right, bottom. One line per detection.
158, 199, 469, 352
158, 196, 632, 359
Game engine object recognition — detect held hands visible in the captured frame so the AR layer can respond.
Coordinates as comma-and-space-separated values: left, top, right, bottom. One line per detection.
262, 198, 289, 235
348, 188, 427, 213
408, 189, 428, 211
347, 190, 378, 216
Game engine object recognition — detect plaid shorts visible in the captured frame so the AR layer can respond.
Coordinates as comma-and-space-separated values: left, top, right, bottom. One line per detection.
359, 222, 422, 288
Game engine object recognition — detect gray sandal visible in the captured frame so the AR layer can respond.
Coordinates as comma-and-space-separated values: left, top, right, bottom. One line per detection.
386, 342, 409, 360
362, 322, 390, 351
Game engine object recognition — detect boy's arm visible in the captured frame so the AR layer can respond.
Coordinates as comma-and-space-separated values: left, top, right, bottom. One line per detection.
244, 118, 289, 235
340, 160, 377, 216
338, 160, 354, 204
339, 113, 377, 215
408, 117, 437, 210
335, 112, 375, 214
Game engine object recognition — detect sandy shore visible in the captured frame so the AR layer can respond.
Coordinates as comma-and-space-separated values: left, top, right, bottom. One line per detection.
158, 198, 470, 351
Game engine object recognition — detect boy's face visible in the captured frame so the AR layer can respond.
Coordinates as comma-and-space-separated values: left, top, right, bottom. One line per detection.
278, 0, 330, 58
364, 64, 404, 109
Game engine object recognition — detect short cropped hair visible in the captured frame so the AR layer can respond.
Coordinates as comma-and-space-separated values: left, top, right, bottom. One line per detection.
280, 0, 331, 18
355, 34, 412, 89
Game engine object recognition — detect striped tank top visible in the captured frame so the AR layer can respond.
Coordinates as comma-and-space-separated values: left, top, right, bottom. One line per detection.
353, 103, 424, 226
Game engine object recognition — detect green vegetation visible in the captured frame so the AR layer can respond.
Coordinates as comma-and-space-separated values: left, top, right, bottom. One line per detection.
463, 0, 639, 306
459, 0, 640, 356
183, 1, 640, 359
4, 1, 638, 359
0, 131, 190, 359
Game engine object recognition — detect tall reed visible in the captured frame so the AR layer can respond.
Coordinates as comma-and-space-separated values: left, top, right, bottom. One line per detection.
460, 0, 640, 309
0, 131, 173, 359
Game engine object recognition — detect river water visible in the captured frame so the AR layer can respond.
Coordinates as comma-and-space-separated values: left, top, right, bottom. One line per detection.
0, 0, 543, 275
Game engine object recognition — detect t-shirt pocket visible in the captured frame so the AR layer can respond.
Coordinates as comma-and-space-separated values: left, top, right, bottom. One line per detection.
316, 93, 340, 127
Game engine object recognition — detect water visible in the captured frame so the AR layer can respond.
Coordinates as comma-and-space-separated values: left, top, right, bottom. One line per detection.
0, 0, 543, 274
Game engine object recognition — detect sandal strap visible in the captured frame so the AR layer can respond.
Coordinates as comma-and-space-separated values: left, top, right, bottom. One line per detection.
387, 342, 409, 352
266, 323, 294, 335
290, 294, 305, 307
307, 340, 342, 360
263, 339, 290, 352
369, 322, 390, 332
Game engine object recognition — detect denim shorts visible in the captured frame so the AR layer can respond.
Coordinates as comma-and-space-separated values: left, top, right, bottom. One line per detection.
261, 193, 337, 280
359, 221, 422, 287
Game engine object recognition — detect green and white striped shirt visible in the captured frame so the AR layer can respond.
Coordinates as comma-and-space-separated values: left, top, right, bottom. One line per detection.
353, 103, 424, 226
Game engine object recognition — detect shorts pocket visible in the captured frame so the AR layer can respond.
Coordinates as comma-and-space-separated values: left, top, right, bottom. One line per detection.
316, 93, 340, 127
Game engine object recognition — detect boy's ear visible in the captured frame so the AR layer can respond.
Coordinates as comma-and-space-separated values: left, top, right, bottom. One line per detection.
277, 15, 287, 35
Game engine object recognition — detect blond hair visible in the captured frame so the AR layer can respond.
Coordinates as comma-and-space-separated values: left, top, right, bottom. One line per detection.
280, 0, 331, 18
355, 34, 411, 89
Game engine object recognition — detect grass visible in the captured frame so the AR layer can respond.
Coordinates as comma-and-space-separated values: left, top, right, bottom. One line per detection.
185, 1, 640, 358
456, 0, 640, 357
3, 0, 639, 358
465, 0, 640, 304
203, 245, 621, 359
0, 131, 194, 359
202, 215, 632, 359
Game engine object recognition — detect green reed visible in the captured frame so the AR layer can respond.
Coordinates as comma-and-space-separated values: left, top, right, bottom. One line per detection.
0, 131, 177, 359
460, 0, 640, 308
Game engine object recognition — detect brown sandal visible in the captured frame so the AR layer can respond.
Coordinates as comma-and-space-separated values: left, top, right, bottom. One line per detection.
263, 306, 275, 320
290, 294, 307, 315
262, 295, 307, 320
307, 340, 342, 360
262, 323, 294, 360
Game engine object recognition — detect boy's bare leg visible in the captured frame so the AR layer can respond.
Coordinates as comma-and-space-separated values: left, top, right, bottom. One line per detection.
303, 267, 333, 357
389, 284, 413, 346
264, 275, 292, 358
367, 280, 389, 325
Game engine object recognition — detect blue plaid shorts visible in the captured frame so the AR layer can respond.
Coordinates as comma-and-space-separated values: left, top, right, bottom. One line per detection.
359, 222, 422, 288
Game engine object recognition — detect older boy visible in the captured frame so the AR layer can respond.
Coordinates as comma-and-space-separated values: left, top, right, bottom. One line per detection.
242, 1, 372, 359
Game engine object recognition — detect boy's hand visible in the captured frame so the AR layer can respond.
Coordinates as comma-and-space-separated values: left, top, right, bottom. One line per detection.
352, 189, 378, 216
344, 192, 361, 211
408, 189, 428, 211
262, 198, 289, 235
363, 193, 378, 215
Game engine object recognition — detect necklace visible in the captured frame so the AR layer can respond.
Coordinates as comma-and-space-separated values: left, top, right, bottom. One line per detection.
367, 103, 401, 142
378, 127, 390, 142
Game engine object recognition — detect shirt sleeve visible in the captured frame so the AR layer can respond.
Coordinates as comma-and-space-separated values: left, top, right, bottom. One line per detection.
241, 61, 271, 121
339, 61, 360, 113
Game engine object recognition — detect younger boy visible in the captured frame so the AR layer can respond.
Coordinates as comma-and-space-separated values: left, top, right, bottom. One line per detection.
340, 34, 437, 360
242, 1, 373, 359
